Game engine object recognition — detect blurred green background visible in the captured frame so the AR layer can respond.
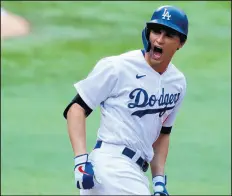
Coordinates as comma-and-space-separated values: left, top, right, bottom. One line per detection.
1, 1, 231, 195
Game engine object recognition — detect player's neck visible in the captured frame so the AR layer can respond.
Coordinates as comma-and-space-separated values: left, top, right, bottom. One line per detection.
144, 53, 170, 74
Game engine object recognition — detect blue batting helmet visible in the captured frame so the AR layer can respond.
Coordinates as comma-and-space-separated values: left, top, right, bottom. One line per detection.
142, 5, 189, 51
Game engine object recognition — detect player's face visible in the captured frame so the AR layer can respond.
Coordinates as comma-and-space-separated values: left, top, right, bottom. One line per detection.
147, 24, 185, 66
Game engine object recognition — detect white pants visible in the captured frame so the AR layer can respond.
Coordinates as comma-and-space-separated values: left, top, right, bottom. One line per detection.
80, 142, 151, 195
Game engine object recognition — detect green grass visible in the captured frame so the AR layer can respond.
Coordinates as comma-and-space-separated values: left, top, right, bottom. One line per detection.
1, 1, 231, 195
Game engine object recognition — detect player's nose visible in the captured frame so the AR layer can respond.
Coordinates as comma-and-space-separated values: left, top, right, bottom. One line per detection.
156, 31, 165, 45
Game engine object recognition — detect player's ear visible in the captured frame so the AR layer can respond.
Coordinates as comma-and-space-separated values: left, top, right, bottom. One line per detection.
177, 40, 186, 50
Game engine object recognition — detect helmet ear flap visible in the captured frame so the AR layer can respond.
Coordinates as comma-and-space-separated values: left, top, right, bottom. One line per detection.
145, 26, 150, 39
142, 26, 151, 52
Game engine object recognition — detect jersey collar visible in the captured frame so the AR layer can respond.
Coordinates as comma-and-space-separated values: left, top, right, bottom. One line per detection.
140, 49, 171, 76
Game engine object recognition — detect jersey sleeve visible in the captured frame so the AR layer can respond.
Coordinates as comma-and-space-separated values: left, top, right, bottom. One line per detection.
162, 79, 187, 127
73, 58, 118, 110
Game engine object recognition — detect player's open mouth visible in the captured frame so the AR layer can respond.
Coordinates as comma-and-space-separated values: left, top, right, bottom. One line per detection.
152, 46, 163, 60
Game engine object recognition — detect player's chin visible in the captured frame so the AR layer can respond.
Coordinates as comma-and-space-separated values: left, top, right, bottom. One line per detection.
151, 56, 163, 63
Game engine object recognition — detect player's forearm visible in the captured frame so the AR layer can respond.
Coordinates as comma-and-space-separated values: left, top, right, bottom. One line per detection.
150, 134, 170, 177
67, 103, 87, 156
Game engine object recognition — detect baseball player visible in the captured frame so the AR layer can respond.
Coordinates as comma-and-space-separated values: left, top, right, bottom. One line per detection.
63, 5, 188, 195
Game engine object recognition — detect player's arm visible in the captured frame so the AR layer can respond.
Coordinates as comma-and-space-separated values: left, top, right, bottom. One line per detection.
64, 58, 116, 156
67, 103, 86, 156
64, 94, 92, 156
63, 94, 96, 189
151, 80, 186, 195
150, 127, 171, 196
63, 58, 117, 190
150, 128, 171, 176
151, 78, 187, 176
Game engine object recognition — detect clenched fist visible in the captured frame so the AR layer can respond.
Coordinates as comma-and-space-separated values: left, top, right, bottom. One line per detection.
74, 154, 96, 189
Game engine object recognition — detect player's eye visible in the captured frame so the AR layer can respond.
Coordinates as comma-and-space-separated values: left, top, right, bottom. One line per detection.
165, 29, 178, 38
151, 29, 162, 34
166, 32, 175, 38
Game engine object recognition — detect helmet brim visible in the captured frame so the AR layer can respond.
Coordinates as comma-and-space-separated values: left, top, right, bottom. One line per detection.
147, 19, 187, 37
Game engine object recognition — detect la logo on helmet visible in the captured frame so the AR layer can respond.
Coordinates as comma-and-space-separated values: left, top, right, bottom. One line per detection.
162, 8, 171, 20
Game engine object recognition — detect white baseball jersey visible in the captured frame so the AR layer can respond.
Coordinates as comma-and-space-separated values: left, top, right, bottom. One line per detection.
74, 49, 186, 162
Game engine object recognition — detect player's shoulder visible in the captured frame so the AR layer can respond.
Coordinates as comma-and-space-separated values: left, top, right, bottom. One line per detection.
169, 62, 187, 86
94, 55, 117, 69
169, 63, 186, 77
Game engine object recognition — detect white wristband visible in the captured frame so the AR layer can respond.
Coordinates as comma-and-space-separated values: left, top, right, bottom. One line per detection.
153, 175, 166, 192
153, 175, 165, 184
74, 154, 88, 166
